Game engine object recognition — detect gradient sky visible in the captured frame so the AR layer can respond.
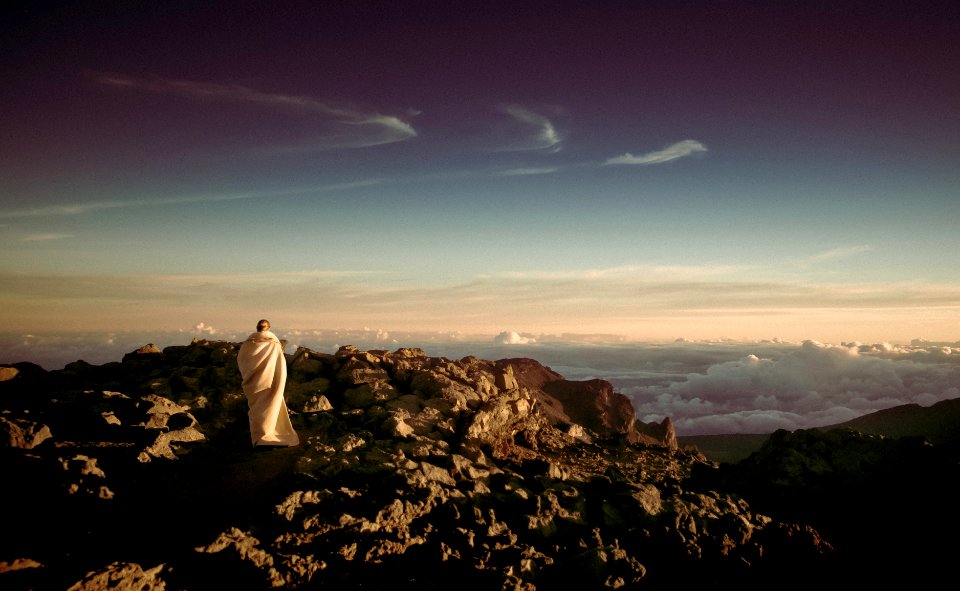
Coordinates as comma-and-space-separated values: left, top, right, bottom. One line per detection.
2, 0, 959, 343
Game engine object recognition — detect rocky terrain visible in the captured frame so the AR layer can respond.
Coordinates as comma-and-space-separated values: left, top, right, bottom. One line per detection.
1, 339, 954, 589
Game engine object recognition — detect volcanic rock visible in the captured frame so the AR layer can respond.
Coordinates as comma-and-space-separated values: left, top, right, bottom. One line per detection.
0, 339, 875, 590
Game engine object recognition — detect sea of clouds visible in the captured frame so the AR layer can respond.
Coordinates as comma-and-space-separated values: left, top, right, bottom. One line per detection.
2, 327, 958, 436
619, 340, 960, 434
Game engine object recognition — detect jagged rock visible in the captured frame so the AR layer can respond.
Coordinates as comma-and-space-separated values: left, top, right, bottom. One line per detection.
0, 366, 20, 382
100, 411, 122, 426
196, 527, 274, 568
288, 347, 336, 379
344, 380, 398, 408
567, 423, 591, 442
1, 417, 53, 449
121, 343, 163, 365
495, 364, 520, 390
285, 377, 332, 409
137, 394, 189, 416
303, 394, 334, 413
0, 557, 43, 577
61, 454, 106, 478
383, 414, 415, 438
59, 454, 114, 499
464, 386, 544, 456
138, 426, 205, 462
66, 561, 170, 591
573, 537, 647, 589
289, 351, 323, 376
541, 378, 639, 441
636, 417, 678, 450
336, 356, 390, 385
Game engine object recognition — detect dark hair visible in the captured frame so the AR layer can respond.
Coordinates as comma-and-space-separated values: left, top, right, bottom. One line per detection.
257, 319, 270, 332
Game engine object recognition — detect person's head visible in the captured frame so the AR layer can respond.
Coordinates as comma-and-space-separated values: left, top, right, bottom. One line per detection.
256, 319, 271, 332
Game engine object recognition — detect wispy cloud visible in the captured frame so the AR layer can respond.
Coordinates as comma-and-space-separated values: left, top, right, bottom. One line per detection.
796, 245, 872, 268
495, 264, 747, 282
604, 140, 707, 166
0, 180, 380, 219
2, 201, 133, 219
93, 73, 417, 149
499, 104, 563, 152
498, 167, 560, 177
23, 233, 73, 241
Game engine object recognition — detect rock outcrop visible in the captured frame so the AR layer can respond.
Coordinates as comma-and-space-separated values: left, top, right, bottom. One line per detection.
1, 341, 850, 590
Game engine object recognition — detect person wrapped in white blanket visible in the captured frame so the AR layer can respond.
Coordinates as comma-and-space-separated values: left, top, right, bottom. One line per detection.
236, 319, 299, 447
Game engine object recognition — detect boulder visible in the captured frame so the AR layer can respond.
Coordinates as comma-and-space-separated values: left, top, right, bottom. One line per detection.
66, 562, 171, 591
1, 417, 53, 449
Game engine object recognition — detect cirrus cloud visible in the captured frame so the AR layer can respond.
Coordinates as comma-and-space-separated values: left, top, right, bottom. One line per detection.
23, 233, 72, 241
604, 139, 707, 166
0, 180, 380, 220
93, 72, 417, 150
498, 104, 563, 152
498, 167, 560, 177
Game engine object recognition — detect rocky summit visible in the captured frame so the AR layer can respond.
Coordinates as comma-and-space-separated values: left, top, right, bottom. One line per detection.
1, 340, 951, 590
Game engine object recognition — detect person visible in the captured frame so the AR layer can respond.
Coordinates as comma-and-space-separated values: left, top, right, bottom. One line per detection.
236, 319, 299, 447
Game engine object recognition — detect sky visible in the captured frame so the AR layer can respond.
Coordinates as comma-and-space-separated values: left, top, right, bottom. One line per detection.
2, 0, 959, 345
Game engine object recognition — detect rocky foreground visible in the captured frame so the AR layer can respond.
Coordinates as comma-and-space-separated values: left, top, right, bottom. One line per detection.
1, 340, 955, 589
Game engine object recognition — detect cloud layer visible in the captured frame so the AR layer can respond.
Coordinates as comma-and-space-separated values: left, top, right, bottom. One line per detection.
624, 340, 960, 434
3, 266, 959, 344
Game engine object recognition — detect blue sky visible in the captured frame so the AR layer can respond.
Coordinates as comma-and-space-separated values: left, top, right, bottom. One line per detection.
1, 0, 958, 343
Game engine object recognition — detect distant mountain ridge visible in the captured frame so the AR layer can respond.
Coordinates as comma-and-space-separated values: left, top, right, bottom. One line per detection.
825, 397, 960, 445
679, 396, 960, 463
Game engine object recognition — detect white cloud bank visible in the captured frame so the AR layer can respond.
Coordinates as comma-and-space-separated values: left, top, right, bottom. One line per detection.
494, 331, 537, 345
625, 340, 960, 435
605, 140, 707, 166
193, 322, 218, 335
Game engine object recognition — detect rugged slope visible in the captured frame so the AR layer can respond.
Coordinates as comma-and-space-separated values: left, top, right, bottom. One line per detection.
2, 340, 841, 589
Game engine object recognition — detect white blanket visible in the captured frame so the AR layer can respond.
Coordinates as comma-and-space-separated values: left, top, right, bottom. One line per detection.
237, 331, 299, 447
